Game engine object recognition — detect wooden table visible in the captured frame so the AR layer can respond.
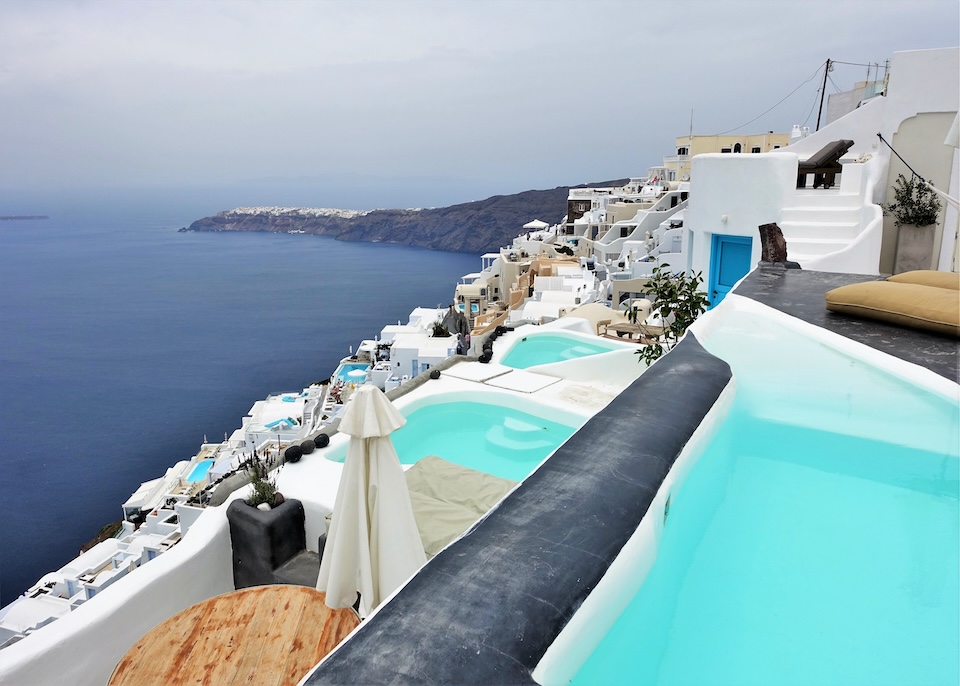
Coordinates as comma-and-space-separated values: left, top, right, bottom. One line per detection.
109, 585, 360, 686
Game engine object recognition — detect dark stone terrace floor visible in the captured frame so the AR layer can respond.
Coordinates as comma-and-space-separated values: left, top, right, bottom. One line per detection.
735, 266, 959, 384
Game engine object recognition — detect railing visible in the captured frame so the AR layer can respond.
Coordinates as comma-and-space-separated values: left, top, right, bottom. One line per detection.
471, 310, 509, 336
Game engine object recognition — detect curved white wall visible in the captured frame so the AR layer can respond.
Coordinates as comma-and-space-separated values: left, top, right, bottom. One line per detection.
0, 508, 235, 685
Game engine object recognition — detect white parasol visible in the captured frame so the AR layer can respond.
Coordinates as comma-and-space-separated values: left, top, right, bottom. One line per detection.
316, 385, 426, 617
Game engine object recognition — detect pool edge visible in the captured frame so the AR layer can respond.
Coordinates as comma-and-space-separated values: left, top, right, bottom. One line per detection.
302, 334, 733, 685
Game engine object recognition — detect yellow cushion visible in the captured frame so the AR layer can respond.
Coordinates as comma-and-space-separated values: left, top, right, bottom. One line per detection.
886, 270, 960, 291
825, 281, 960, 337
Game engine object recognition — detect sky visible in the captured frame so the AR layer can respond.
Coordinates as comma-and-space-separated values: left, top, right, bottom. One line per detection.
1, 0, 958, 210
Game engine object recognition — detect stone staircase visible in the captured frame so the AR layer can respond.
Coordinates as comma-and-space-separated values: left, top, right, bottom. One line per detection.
779, 191, 864, 264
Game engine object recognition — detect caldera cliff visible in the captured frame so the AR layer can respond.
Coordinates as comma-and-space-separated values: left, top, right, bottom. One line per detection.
181, 180, 627, 253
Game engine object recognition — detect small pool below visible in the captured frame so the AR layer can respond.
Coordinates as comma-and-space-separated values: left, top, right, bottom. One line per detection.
327, 400, 577, 481
500, 333, 623, 369
334, 363, 370, 384
185, 459, 214, 483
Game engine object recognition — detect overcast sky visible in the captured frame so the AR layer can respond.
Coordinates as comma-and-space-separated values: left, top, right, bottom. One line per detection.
1, 0, 958, 209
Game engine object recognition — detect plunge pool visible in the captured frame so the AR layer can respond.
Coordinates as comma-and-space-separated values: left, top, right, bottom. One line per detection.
500, 332, 624, 370
185, 459, 214, 483
326, 399, 578, 481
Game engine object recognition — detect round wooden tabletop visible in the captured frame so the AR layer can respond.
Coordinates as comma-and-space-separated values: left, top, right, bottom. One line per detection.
109, 585, 360, 686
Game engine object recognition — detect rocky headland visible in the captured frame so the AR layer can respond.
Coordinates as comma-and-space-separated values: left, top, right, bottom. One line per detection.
181, 180, 627, 253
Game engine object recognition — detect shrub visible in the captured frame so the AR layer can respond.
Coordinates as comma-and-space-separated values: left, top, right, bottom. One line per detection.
884, 173, 942, 227
633, 264, 710, 365
246, 457, 278, 508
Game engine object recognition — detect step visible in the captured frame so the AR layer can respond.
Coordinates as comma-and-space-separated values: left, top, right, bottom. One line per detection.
787, 237, 854, 258
485, 423, 553, 452
780, 205, 860, 223
791, 190, 862, 208
779, 220, 861, 241
501, 416, 549, 440
272, 550, 320, 587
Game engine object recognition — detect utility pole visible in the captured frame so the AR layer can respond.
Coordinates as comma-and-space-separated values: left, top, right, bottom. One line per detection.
815, 58, 831, 131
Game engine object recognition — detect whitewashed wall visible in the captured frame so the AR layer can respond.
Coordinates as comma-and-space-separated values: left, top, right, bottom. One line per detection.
686, 153, 799, 277
0, 507, 235, 685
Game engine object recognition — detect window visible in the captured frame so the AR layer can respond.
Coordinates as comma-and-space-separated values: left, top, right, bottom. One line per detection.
721, 147, 732, 153
621, 226, 631, 238
733, 143, 742, 153
751, 146, 761, 153
773, 144, 781, 149
677, 146, 689, 156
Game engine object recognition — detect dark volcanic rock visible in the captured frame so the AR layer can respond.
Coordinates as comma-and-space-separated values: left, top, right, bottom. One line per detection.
182, 180, 628, 253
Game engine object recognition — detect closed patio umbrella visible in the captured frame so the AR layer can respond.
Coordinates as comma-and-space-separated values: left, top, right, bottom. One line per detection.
317, 385, 426, 617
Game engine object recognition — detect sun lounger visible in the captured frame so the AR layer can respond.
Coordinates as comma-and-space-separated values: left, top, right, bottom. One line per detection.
599, 320, 668, 343
797, 139, 854, 189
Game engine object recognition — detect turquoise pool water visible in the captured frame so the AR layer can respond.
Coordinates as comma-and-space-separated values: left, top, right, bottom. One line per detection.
329, 401, 576, 481
501, 333, 621, 369
567, 310, 960, 685
335, 363, 369, 383
571, 411, 959, 685
186, 459, 214, 483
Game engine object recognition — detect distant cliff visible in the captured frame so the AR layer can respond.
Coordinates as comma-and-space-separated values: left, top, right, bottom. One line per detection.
181, 180, 627, 253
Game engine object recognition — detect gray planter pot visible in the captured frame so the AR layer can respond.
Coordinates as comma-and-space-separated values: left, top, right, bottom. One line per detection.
226, 498, 306, 589
894, 223, 935, 273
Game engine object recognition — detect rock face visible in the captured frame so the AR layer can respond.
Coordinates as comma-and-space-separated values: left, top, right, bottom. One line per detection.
758, 222, 789, 262
181, 180, 628, 253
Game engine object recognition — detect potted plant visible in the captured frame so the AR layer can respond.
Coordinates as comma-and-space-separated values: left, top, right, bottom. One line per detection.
885, 173, 942, 227
246, 456, 282, 509
885, 173, 942, 272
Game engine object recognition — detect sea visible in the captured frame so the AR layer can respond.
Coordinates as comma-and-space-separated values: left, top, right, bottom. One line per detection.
0, 195, 479, 607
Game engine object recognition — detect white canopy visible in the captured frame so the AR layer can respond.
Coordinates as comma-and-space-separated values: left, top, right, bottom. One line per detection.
316, 385, 426, 617
523, 219, 549, 230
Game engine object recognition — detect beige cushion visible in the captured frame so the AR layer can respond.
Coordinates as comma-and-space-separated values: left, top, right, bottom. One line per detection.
405, 456, 517, 558
825, 281, 960, 337
887, 270, 960, 291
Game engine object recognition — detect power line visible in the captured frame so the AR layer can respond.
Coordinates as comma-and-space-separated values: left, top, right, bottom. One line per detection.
800, 86, 821, 127
713, 63, 824, 136
830, 59, 882, 68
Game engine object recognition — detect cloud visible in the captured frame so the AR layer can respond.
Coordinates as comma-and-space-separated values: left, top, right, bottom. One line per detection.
0, 0, 957, 204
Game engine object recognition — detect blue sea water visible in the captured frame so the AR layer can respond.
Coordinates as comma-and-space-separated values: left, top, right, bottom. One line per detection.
0, 206, 477, 606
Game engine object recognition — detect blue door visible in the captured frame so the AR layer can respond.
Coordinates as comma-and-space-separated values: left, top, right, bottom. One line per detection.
708, 234, 753, 307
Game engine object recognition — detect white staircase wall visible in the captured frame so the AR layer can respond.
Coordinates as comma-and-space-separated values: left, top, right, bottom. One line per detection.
783, 156, 886, 274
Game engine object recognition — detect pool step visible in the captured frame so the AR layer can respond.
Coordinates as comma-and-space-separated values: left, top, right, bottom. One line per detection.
485, 417, 554, 451
560, 345, 601, 360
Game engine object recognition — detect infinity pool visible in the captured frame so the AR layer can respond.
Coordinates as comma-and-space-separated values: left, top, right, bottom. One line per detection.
570, 409, 959, 685
185, 459, 214, 483
334, 363, 370, 383
543, 303, 960, 686
501, 332, 623, 369
327, 400, 577, 481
